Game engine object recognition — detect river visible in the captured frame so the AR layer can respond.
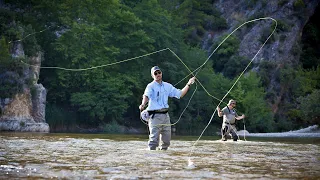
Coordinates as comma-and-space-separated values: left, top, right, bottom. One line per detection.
0, 133, 319, 179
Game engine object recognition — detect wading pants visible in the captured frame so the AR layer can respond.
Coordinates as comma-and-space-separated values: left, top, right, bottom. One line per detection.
148, 113, 171, 150
221, 124, 238, 141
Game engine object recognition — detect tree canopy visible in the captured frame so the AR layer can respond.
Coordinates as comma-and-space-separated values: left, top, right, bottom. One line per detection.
0, 0, 319, 133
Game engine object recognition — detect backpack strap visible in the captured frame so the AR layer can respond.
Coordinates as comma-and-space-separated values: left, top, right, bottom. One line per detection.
226, 106, 231, 113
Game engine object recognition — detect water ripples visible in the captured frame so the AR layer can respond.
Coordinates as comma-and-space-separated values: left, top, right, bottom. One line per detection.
0, 133, 319, 179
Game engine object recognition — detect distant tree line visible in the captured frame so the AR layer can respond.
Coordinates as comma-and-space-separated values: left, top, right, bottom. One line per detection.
0, 0, 319, 134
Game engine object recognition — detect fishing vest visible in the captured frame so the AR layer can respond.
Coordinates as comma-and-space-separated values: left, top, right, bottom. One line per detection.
222, 106, 237, 125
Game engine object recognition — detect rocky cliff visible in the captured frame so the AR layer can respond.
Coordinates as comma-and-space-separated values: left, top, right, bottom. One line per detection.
203, 0, 319, 115
0, 41, 49, 132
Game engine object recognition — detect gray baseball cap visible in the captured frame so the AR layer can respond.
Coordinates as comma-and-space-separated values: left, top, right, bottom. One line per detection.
228, 99, 236, 105
151, 66, 161, 76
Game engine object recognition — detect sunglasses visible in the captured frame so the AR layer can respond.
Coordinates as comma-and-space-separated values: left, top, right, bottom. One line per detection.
154, 71, 162, 76
231, 103, 236, 105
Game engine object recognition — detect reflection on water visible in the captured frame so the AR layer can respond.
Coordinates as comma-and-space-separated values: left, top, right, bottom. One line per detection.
0, 133, 319, 179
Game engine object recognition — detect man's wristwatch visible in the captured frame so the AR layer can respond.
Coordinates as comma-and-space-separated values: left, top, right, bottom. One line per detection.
187, 83, 191, 87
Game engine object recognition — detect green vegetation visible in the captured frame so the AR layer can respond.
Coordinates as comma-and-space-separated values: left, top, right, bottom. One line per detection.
0, 37, 24, 98
45, 103, 77, 132
293, 0, 305, 10
165, 0, 227, 46
230, 72, 273, 132
211, 34, 250, 78
260, 26, 276, 44
298, 89, 320, 125
273, 20, 290, 33
103, 120, 122, 134
288, 67, 320, 127
0, 0, 319, 134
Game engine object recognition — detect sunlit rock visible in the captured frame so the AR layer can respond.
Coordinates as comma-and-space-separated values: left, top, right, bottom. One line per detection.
0, 42, 49, 132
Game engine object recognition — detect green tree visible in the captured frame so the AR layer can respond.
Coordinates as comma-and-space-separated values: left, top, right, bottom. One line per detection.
0, 37, 10, 67
223, 56, 251, 78
0, 36, 24, 99
298, 89, 320, 125
286, 66, 320, 128
170, 0, 227, 46
46, 0, 154, 125
230, 72, 274, 132
211, 34, 241, 75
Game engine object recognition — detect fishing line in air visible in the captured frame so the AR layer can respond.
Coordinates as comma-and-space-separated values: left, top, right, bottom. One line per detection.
8, 25, 56, 44
10, 16, 277, 166
13, 26, 225, 130
187, 17, 277, 168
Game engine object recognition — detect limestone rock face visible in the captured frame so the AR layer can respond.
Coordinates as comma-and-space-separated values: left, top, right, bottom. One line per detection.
1, 92, 34, 122
211, 0, 319, 65
32, 84, 47, 123
0, 42, 49, 132
203, 0, 319, 115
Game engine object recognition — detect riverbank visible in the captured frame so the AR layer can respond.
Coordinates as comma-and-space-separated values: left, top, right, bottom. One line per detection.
238, 125, 320, 138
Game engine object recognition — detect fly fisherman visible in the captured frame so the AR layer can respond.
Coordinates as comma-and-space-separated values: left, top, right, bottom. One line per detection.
139, 66, 196, 150
217, 99, 245, 141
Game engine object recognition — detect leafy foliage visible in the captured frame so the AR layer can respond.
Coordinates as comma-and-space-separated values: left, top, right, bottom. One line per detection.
167, 0, 227, 46
0, 37, 24, 98
298, 89, 320, 125
0, 0, 319, 134
293, 0, 305, 11
211, 34, 247, 78
230, 72, 274, 132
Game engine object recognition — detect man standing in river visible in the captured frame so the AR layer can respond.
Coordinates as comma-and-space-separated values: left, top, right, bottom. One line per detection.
139, 66, 196, 150
217, 99, 245, 141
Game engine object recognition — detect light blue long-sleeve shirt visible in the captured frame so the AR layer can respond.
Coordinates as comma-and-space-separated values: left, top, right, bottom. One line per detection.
144, 81, 181, 111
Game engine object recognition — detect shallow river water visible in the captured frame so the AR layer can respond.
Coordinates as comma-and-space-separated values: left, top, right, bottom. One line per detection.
0, 133, 319, 179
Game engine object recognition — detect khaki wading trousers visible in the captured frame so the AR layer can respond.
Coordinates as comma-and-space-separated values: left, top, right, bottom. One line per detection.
148, 113, 171, 150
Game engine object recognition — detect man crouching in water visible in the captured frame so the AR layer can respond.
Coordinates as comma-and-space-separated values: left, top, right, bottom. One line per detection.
139, 66, 196, 150
217, 99, 245, 141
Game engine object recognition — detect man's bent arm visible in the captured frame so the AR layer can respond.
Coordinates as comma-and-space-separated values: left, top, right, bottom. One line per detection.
180, 84, 190, 98
180, 77, 196, 98
139, 95, 149, 111
235, 114, 245, 120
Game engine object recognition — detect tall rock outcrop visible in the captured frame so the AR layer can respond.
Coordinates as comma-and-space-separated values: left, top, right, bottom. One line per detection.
204, 0, 319, 115
0, 41, 49, 132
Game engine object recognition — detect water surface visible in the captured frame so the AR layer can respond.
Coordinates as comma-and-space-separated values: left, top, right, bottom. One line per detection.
0, 133, 319, 179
